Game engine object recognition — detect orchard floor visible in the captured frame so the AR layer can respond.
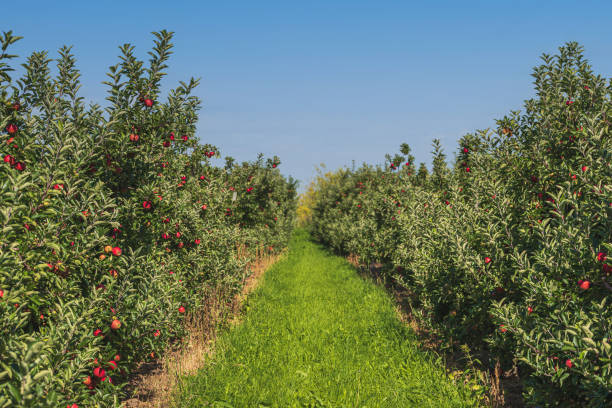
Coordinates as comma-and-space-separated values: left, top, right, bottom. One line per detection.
170, 229, 479, 408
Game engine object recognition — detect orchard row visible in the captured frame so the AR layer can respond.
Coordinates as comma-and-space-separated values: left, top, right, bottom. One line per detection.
307, 42, 611, 407
0, 31, 297, 408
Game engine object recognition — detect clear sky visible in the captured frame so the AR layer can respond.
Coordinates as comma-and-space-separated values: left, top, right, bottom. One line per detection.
4, 1, 612, 191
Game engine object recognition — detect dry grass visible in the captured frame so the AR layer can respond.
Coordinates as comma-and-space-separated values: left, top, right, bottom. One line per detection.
122, 245, 284, 408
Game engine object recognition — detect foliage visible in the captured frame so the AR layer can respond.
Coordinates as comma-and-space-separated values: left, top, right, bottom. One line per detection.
297, 165, 347, 227
308, 42, 611, 407
0, 30, 296, 408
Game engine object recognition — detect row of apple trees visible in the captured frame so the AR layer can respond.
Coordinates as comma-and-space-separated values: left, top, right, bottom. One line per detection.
0, 30, 297, 408
308, 42, 610, 407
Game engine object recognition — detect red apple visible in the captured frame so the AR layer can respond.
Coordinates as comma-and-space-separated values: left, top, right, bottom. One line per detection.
484, 257, 491, 264
93, 329, 102, 337
107, 360, 117, 370
143, 98, 153, 107
6, 124, 17, 134
129, 133, 139, 142
111, 247, 122, 256
93, 367, 106, 378
178, 306, 185, 313
578, 280, 590, 290
565, 359, 572, 369
110, 319, 121, 330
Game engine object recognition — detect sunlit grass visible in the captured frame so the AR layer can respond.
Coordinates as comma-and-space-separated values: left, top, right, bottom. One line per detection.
171, 229, 478, 407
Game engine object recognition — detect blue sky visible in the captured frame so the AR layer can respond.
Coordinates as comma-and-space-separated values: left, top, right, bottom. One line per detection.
5, 1, 612, 191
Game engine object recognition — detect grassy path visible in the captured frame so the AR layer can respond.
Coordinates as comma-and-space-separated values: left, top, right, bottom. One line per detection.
172, 229, 478, 407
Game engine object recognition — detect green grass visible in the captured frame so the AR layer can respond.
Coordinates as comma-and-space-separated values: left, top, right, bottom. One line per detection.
171, 229, 479, 407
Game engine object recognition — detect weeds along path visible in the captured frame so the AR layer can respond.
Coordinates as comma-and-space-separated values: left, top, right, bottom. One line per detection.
171, 229, 478, 407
